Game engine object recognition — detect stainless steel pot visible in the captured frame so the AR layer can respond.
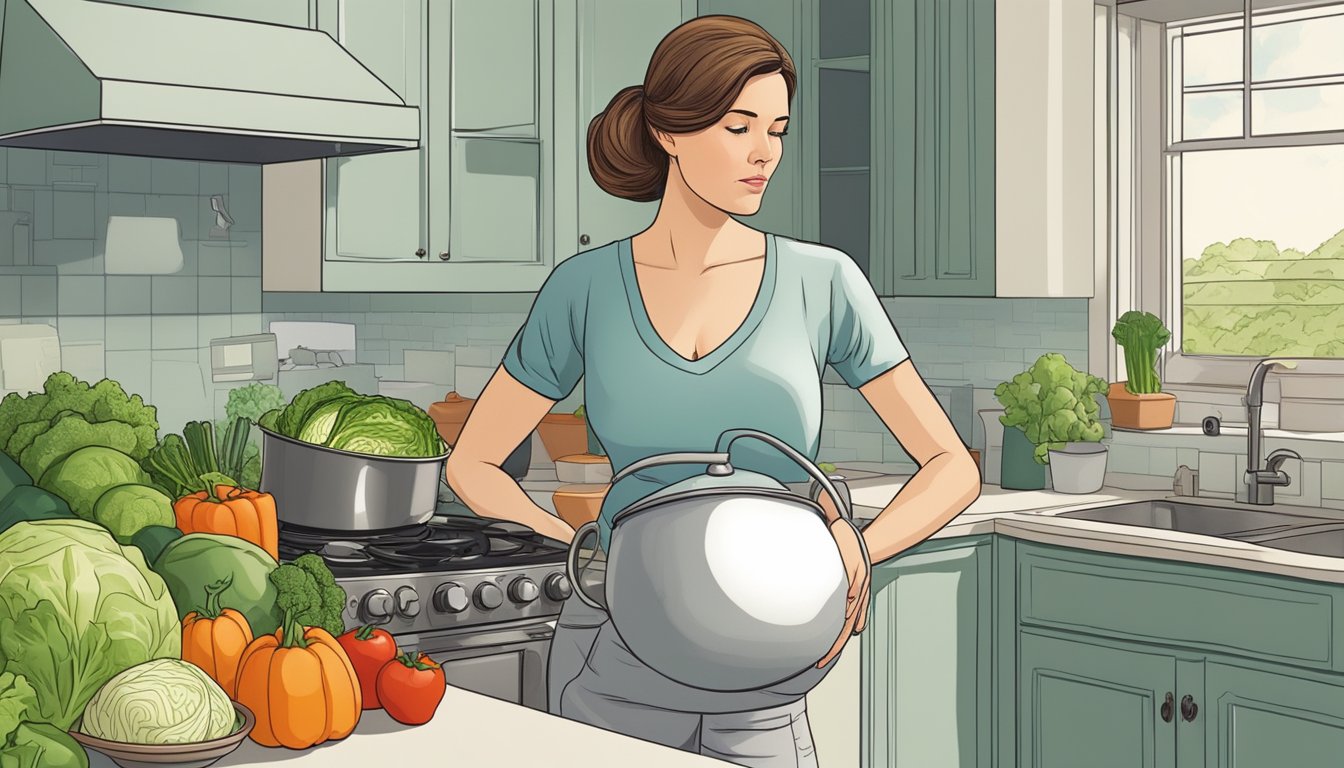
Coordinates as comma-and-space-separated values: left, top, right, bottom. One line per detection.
565, 429, 869, 693
259, 425, 449, 531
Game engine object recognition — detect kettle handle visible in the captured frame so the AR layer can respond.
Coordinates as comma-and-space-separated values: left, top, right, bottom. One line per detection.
565, 521, 606, 611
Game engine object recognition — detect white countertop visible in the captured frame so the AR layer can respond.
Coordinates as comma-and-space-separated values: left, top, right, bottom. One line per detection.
85, 687, 731, 768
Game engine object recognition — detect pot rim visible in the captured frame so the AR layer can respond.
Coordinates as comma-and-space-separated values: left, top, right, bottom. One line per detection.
610, 486, 827, 529
1048, 442, 1109, 456
258, 425, 450, 463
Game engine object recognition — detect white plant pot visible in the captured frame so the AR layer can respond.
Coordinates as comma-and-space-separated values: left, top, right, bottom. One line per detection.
1047, 443, 1108, 494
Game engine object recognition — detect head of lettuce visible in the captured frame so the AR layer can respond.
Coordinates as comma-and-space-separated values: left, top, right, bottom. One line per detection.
0, 519, 180, 731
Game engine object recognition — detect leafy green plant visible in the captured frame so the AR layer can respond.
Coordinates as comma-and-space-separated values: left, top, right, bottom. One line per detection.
225, 383, 286, 423
573, 404, 585, 419
994, 353, 1108, 465
1111, 310, 1172, 395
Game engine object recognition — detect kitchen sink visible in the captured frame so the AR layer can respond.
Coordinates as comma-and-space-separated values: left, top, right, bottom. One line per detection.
1051, 500, 1337, 540
1238, 522, 1344, 558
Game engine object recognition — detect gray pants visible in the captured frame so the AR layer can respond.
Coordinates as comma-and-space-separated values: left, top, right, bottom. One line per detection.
547, 593, 837, 767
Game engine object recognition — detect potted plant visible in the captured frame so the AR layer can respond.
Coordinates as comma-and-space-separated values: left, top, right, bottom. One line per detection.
994, 353, 1109, 492
1108, 310, 1176, 430
537, 405, 589, 462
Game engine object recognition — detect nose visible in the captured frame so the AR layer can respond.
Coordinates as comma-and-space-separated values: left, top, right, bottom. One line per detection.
748, 130, 772, 168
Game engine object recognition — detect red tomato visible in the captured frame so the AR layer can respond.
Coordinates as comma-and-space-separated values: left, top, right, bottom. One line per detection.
376, 653, 447, 726
337, 625, 400, 709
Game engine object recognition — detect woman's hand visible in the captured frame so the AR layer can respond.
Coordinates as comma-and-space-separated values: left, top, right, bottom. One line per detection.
816, 517, 870, 668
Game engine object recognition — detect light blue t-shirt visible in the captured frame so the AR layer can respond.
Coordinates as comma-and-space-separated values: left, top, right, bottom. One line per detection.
502, 233, 910, 551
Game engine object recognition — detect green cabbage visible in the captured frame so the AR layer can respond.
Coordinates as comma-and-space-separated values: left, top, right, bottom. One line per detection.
81, 659, 235, 745
323, 397, 443, 457
0, 520, 180, 731
294, 394, 361, 445
37, 446, 151, 520
91, 484, 175, 545
18, 414, 138, 483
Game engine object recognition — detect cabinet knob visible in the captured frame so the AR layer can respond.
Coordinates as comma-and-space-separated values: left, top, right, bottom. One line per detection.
439, 251, 451, 261
1161, 692, 1173, 723
415, 248, 427, 258
1180, 694, 1198, 722
579, 234, 590, 246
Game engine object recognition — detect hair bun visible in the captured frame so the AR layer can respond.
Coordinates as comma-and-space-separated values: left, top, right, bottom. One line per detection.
586, 85, 667, 203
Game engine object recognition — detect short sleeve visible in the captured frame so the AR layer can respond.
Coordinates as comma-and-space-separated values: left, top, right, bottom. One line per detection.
501, 259, 588, 401
826, 253, 911, 388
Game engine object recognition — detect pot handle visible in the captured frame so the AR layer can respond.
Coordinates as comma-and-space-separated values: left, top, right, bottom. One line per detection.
609, 450, 732, 485
565, 521, 606, 611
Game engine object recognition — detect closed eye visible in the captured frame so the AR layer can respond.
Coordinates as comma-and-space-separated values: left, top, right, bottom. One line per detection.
726, 126, 789, 137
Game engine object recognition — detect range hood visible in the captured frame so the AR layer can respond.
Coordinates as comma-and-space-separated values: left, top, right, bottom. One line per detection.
0, 0, 419, 164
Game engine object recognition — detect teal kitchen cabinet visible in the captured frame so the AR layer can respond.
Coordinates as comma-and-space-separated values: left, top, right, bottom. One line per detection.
1017, 630, 1180, 768
694, 0, 806, 242
1012, 541, 1344, 768
863, 536, 993, 768
553, 0, 695, 259
316, 0, 428, 268
1204, 662, 1344, 764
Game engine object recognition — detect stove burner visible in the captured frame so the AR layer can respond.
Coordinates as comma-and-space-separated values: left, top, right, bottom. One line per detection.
278, 516, 567, 576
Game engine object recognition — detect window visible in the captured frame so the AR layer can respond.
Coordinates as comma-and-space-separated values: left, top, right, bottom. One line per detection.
1117, 1, 1344, 389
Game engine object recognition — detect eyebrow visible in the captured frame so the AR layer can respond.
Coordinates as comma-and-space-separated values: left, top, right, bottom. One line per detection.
727, 109, 790, 121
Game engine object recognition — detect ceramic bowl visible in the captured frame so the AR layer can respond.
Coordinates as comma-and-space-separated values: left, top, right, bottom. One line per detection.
69, 702, 255, 768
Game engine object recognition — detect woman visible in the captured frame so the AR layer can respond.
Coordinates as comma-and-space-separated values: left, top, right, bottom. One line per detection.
444, 15, 981, 768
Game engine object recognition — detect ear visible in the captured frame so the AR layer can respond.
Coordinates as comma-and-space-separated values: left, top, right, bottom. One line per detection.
650, 127, 676, 158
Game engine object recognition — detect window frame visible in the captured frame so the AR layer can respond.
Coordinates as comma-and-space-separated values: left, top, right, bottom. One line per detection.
1113, 0, 1344, 395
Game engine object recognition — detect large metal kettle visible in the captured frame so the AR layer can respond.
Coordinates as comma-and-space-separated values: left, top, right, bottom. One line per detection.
564, 428, 869, 692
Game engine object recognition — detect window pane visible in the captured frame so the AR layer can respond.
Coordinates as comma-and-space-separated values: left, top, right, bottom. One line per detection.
818, 68, 870, 169
1182, 90, 1243, 140
1252, 83, 1344, 135
1183, 28, 1244, 87
1252, 12, 1344, 83
1180, 146, 1344, 357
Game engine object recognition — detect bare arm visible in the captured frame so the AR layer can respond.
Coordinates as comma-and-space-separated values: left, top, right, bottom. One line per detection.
856, 359, 982, 564
443, 366, 578, 544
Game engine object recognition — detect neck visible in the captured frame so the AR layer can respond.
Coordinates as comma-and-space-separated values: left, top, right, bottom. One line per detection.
640, 160, 751, 271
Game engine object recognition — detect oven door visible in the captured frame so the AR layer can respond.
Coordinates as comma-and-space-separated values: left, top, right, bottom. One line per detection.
399, 619, 555, 711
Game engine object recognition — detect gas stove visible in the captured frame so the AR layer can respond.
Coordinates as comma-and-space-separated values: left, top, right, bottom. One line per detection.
278, 516, 573, 636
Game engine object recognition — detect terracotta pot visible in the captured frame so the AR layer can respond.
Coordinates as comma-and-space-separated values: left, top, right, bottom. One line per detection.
1106, 381, 1176, 430
428, 392, 475, 445
537, 413, 589, 461
555, 453, 613, 484
552, 483, 608, 530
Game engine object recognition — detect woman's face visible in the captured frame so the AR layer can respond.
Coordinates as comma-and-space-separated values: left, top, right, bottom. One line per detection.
658, 72, 789, 217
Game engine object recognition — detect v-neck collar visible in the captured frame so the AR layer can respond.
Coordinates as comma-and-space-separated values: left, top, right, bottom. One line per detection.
619, 233, 777, 375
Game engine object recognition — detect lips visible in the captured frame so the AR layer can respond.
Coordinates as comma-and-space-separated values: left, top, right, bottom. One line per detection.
739, 176, 767, 190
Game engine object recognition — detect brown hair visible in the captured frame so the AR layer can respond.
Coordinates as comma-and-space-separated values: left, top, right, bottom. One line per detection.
587, 15, 797, 202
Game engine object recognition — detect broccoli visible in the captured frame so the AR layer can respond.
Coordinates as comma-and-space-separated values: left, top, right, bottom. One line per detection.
18, 416, 138, 482
268, 553, 347, 642
0, 373, 158, 463
225, 383, 286, 423
1110, 310, 1172, 395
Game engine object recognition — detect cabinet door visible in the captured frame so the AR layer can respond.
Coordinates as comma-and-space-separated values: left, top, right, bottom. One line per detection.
436, 0, 545, 268
884, 0, 994, 297
1018, 631, 1176, 768
1205, 662, 1344, 767
320, 0, 427, 263
697, 0, 806, 241
863, 541, 992, 768
572, 0, 686, 254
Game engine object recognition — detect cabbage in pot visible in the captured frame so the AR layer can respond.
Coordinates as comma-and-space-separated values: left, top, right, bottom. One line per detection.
81, 659, 235, 745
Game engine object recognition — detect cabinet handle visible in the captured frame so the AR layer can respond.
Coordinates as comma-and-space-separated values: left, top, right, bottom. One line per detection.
1180, 694, 1198, 722
439, 251, 451, 262
579, 234, 590, 246
415, 248, 427, 258
1160, 692, 1173, 723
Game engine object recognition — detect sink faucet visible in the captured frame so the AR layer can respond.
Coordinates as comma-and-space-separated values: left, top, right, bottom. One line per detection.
1244, 358, 1303, 504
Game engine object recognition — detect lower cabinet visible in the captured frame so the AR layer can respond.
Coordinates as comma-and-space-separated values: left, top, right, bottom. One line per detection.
1018, 630, 1179, 768
1204, 662, 1344, 765
862, 536, 993, 768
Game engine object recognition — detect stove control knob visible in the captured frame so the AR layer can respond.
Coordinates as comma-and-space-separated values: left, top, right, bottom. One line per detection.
475, 582, 504, 610
508, 577, 539, 604
433, 583, 469, 614
359, 589, 394, 624
395, 587, 421, 618
543, 573, 572, 601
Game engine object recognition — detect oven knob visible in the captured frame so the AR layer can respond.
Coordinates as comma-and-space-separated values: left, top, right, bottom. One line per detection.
359, 589, 394, 624
508, 577, 539, 604
433, 583, 469, 613
544, 573, 572, 601
475, 582, 504, 610
395, 587, 421, 618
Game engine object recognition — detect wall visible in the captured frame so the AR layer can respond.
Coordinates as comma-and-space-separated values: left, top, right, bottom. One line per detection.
0, 147, 262, 435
